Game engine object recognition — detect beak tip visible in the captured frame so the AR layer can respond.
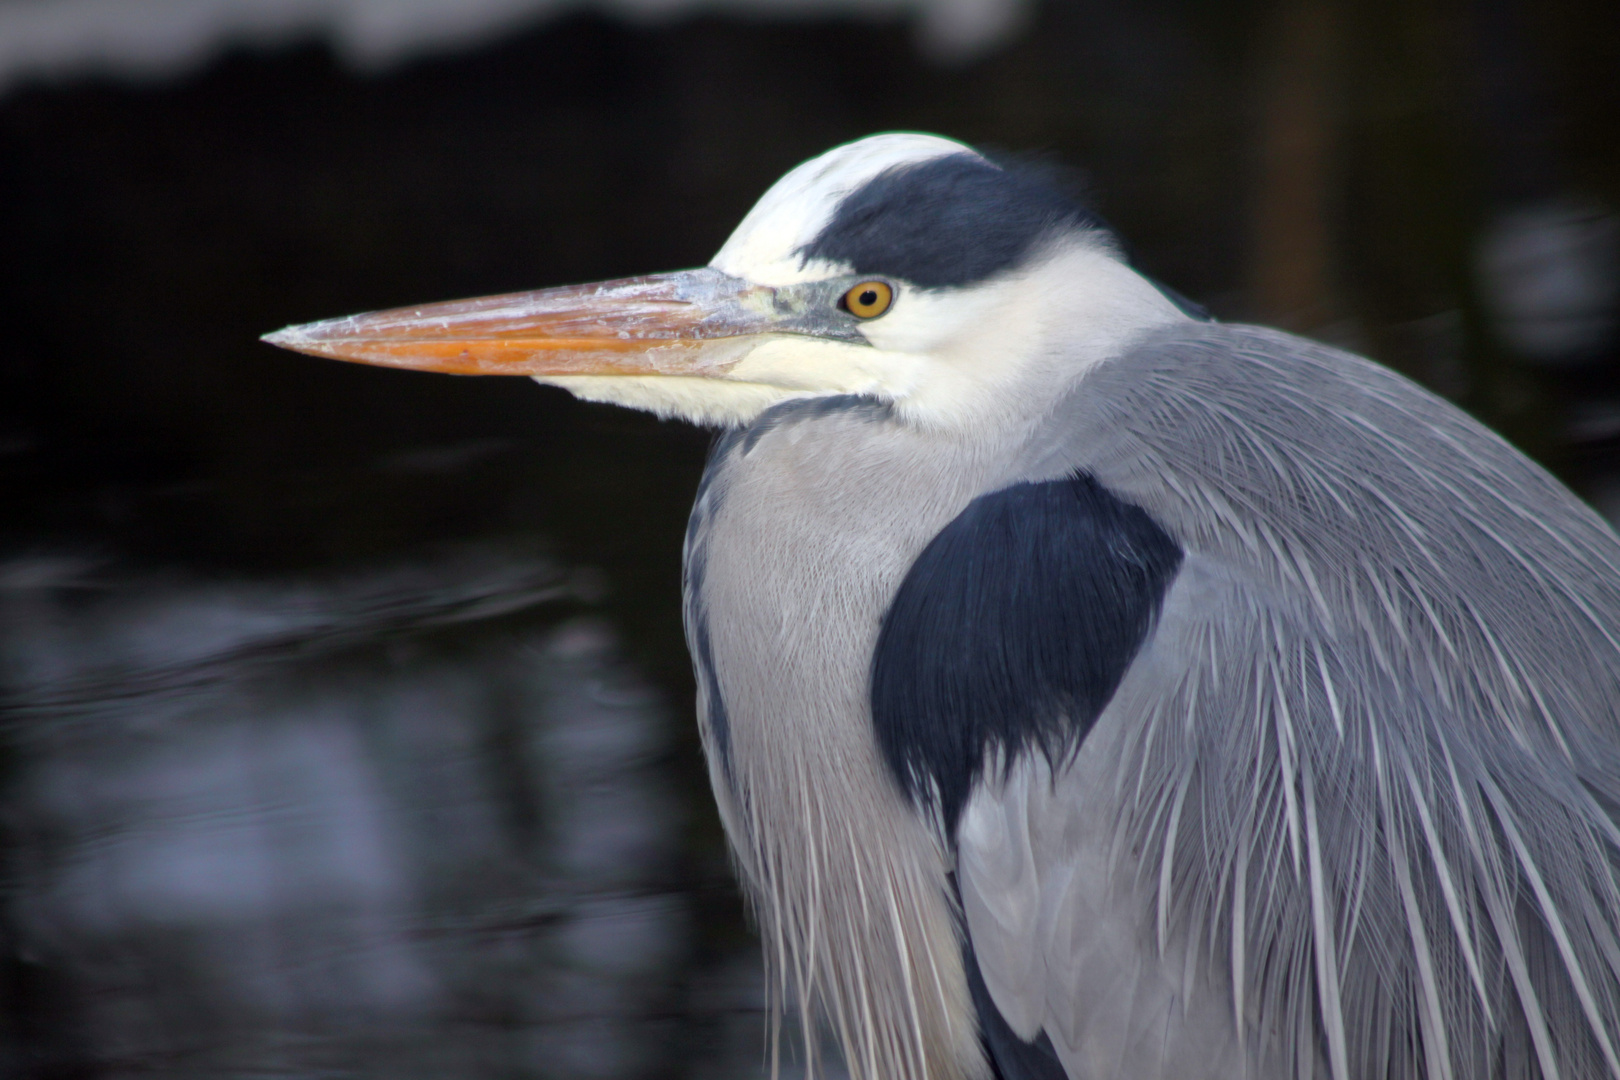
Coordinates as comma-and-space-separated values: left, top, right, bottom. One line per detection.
261, 324, 330, 356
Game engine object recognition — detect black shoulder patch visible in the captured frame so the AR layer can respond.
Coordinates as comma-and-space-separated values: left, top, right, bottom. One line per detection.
798, 154, 1111, 289
870, 473, 1181, 833
963, 935, 1070, 1080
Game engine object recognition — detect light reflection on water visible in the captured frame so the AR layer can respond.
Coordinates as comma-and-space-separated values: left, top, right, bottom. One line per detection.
0, 550, 830, 1078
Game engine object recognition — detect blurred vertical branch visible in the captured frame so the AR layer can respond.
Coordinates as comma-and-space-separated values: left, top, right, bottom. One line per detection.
1248, 0, 1346, 332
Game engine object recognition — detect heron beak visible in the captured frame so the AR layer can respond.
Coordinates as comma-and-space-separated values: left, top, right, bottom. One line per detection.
260, 268, 780, 378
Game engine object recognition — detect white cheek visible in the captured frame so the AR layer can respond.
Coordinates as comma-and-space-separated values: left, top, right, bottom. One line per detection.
533, 375, 805, 427
724, 337, 927, 398
857, 285, 1012, 355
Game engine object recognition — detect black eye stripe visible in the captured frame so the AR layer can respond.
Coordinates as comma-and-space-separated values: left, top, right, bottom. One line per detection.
799, 152, 1112, 288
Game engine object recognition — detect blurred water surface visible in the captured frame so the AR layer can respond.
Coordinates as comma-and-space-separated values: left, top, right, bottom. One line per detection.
0, 547, 804, 1078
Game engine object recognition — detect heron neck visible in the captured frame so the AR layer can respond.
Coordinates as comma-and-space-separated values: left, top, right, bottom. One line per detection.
684, 399, 1021, 1080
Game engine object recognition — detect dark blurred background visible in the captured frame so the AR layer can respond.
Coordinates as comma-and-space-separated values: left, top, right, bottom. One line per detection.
0, 0, 1617, 1075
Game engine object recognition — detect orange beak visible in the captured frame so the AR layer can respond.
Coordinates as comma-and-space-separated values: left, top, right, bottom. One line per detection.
261, 268, 786, 378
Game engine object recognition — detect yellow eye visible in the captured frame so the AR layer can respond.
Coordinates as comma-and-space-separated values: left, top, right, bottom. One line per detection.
842, 280, 894, 319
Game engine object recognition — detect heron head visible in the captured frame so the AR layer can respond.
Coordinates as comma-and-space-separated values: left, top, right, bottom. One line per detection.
264, 133, 1184, 428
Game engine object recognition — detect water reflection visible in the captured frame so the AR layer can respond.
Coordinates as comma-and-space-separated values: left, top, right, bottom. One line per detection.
0, 549, 811, 1078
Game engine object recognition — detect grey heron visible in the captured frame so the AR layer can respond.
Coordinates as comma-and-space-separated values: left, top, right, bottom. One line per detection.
264, 133, 1620, 1080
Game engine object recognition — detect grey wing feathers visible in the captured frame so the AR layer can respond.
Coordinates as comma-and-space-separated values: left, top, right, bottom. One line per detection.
972, 324, 1620, 1080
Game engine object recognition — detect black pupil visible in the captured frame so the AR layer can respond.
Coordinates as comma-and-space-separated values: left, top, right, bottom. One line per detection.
858, 289, 878, 307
